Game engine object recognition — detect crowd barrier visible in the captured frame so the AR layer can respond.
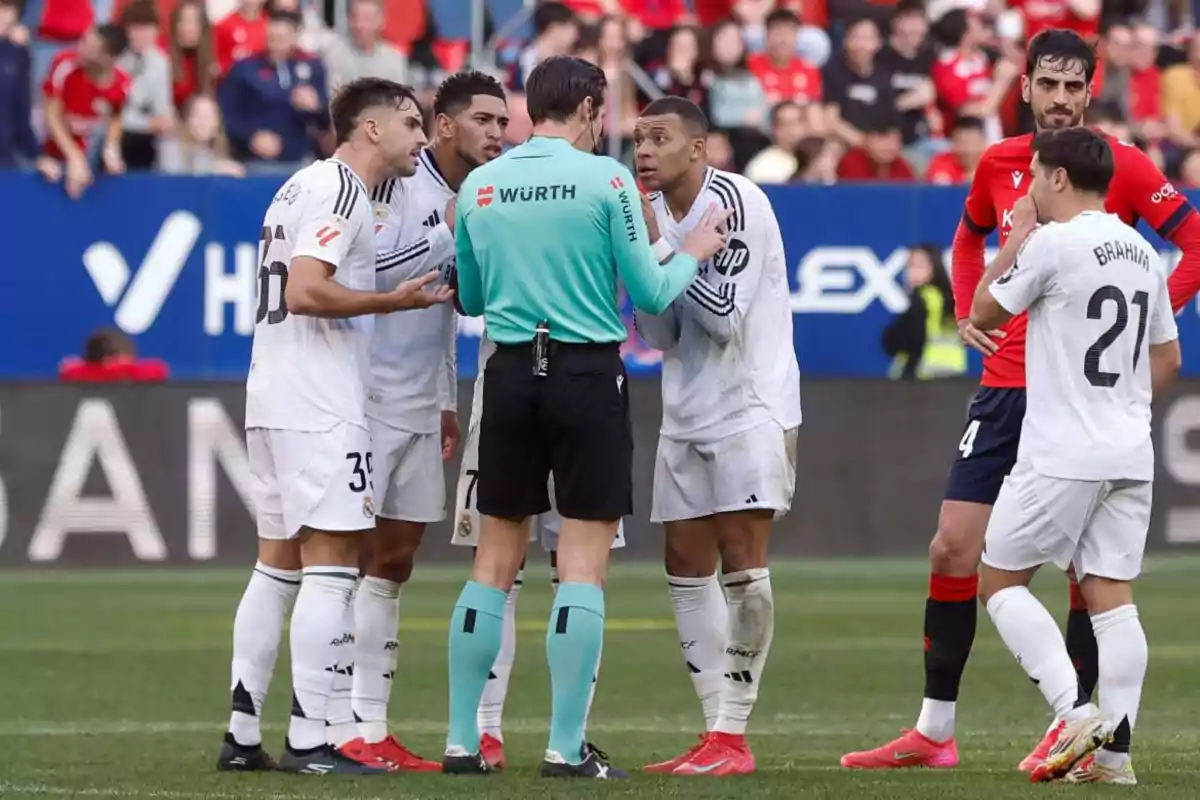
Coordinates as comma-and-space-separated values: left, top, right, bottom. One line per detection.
2, 379, 1200, 567
4, 173, 1197, 380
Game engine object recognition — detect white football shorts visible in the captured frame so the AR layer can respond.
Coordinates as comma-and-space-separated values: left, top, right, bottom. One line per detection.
982, 460, 1152, 582
450, 414, 625, 550
247, 422, 376, 540
369, 418, 446, 523
651, 422, 799, 523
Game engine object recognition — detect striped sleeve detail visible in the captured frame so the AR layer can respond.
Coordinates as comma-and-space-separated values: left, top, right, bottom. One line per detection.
371, 178, 396, 205
709, 174, 745, 233
334, 164, 361, 219
686, 279, 736, 317
376, 239, 432, 273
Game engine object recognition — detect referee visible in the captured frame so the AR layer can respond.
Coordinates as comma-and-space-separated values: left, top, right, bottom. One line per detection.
442, 58, 730, 779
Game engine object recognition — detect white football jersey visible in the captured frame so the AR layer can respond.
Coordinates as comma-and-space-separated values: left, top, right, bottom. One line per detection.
245, 158, 376, 432
367, 149, 459, 434
989, 210, 1178, 481
636, 168, 802, 442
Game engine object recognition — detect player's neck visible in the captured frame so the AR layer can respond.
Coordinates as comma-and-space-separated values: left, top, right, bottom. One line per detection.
1046, 196, 1106, 223
331, 144, 385, 190
429, 141, 468, 191
664, 166, 708, 221
530, 122, 589, 151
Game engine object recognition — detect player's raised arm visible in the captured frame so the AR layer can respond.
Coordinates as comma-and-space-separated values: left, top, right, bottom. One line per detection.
1114, 140, 1200, 312
676, 180, 771, 345
970, 213, 1055, 331
1149, 270, 1183, 398
375, 185, 458, 284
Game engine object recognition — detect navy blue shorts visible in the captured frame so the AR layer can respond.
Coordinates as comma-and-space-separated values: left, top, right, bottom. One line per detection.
943, 387, 1027, 505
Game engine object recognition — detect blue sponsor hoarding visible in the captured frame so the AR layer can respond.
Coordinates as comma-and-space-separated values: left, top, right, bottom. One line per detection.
0, 173, 1192, 379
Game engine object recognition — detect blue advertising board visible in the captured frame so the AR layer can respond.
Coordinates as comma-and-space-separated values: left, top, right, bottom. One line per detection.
0, 173, 1192, 379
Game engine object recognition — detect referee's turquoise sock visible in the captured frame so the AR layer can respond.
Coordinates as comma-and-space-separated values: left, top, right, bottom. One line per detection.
546, 582, 605, 764
446, 580, 506, 754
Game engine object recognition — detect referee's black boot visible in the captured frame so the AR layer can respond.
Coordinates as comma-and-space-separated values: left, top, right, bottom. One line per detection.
443, 746, 491, 775
541, 742, 629, 780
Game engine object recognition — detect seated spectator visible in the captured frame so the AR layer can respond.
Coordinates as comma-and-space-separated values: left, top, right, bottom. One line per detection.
118, 0, 173, 170
876, 0, 935, 148
0, 0, 37, 169
1180, 147, 1200, 187
1162, 34, 1200, 152
744, 99, 807, 183
158, 93, 245, 175
929, 10, 1015, 143
822, 16, 894, 149
924, 115, 985, 183
624, 0, 687, 63
704, 18, 770, 164
591, 16, 638, 146
1095, 20, 1133, 119
168, 0, 215, 110
512, 2, 579, 91
217, 7, 329, 166
652, 25, 708, 113
1129, 20, 1165, 142
37, 25, 129, 200
746, 9, 822, 133
836, 118, 914, 180
735, 0, 830, 67
58, 329, 170, 382
706, 129, 735, 170
1008, 0, 1099, 45
269, 0, 332, 57
213, 0, 267, 76
36, 0, 94, 43
324, 0, 407, 91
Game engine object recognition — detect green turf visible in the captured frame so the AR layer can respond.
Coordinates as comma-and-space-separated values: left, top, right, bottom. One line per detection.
2, 557, 1197, 798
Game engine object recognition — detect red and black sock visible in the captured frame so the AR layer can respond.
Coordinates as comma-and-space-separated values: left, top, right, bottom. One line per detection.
923, 574, 979, 702
1065, 578, 1099, 701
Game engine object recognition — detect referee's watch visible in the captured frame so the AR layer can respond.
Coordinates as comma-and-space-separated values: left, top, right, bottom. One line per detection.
651, 238, 674, 263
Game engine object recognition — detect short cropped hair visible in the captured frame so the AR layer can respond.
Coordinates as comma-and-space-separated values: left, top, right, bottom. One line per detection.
1026, 28, 1097, 82
434, 70, 506, 118
642, 96, 710, 137
120, 0, 158, 27
533, 1, 576, 36
952, 115, 986, 135
1032, 127, 1113, 195
96, 24, 128, 57
525, 55, 606, 125
765, 8, 799, 28
330, 77, 419, 145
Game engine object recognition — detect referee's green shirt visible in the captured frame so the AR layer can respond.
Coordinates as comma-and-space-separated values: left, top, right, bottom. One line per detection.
454, 136, 698, 345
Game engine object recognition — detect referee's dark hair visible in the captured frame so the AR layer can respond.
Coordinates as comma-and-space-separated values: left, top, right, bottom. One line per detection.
525, 55, 607, 125
642, 96, 710, 138
1032, 127, 1114, 195
1026, 28, 1097, 82
434, 70, 506, 118
330, 78, 419, 144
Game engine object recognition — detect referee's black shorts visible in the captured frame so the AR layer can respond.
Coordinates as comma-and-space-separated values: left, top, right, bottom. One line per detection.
477, 341, 633, 521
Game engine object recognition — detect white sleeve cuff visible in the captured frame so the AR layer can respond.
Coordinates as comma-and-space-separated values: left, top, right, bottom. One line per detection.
651, 238, 674, 263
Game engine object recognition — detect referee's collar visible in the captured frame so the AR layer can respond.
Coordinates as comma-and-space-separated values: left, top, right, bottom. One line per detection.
526, 135, 575, 151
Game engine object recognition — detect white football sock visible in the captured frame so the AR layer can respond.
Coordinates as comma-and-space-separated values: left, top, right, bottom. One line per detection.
987, 586, 1081, 721
288, 566, 358, 751
916, 699, 956, 743
351, 576, 402, 744
715, 568, 772, 736
1093, 604, 1146, 760
228, 561, 300, 747
667, 572, 730, 731
478, 569, 521, 740
325, 578, 363, 749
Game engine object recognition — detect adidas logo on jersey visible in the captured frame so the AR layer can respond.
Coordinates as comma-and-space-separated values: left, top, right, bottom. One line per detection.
422, 211, 440, 228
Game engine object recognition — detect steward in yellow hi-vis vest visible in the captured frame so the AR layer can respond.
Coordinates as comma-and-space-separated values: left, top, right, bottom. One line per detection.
883, 246, 967, 380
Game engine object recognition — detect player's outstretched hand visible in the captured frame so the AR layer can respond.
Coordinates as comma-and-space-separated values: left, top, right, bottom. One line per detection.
958, 318, 1005, 356
680, 205, 734, 263
640, 193, 662, 243
386, 270, 455, 311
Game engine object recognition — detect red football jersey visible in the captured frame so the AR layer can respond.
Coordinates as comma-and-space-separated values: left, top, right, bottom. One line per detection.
930, 50, 993, 134
213, 9, 267, 75
926, 151, 969, 184
960, 132, 1190, 388
41, 51, 131, 160
1009, 0, 1099, 42
747, 53, 822, 106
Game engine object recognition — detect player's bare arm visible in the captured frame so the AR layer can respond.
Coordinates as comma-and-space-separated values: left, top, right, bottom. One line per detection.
969, 196, 1039, 331
102, 115, 125, 175
1150, 340, 1182, 399
287, 257, 451, 316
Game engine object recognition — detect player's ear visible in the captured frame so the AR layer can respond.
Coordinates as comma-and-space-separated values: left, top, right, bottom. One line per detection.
436, 112, 453, 140
1020, 74, 1031, 105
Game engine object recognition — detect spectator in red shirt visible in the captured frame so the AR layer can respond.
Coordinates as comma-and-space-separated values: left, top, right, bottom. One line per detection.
747, 10, 823, 132
168, 0, 215, 109
37, 25, 130, 200
929, 9, 1016, 141
1129, 20, 1165, 141
213, 0, 268, 76
37, 0, 93, 42
59, 328, 170, 383
1009, 0, 1100, 44
837, 117, 914, 180
924, 115, 985, 183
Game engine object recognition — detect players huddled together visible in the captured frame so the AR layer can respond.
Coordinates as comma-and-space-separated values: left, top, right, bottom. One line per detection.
219, 25, 1196, 785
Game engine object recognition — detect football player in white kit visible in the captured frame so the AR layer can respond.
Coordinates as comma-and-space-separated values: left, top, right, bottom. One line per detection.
217, 79, 454, 776
632, 97, 802, 777
320, 72, 510, 771
969, 128, 1181, 786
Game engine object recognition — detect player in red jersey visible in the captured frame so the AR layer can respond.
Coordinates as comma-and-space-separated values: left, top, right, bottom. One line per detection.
842, 27, 1200, 772
36, 24, 131, 200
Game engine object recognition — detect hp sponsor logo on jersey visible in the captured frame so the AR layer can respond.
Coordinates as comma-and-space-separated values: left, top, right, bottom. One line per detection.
83, 211, 262, 336
713, 238, 749, 276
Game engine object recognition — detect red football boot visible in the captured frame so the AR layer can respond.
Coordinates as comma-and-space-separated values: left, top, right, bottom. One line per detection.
672, 731, 755, 776
369, 736, 441, 773
840, 729, 959, 769
642, 733, 709, 774
1019, 720, 1065, 773
336, 737, 388, 769
480, 733, 506, 770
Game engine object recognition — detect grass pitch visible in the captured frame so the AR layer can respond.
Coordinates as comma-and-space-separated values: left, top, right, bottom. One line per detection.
2, 557, 1199, 798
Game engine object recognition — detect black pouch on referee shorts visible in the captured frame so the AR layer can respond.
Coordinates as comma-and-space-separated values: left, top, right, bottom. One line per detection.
532, 320, 550, 377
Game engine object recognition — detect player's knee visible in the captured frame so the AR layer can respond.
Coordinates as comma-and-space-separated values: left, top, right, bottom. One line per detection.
257, 538, 302, 572
716, 511, 772, 572
664, 526, 718, 577
1079, 575, 1133, 615
370, 520, 425, 584
929, 508, 987, 575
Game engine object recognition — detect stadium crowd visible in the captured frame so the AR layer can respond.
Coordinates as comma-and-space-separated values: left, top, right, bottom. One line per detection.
1, 0, 1199, 193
